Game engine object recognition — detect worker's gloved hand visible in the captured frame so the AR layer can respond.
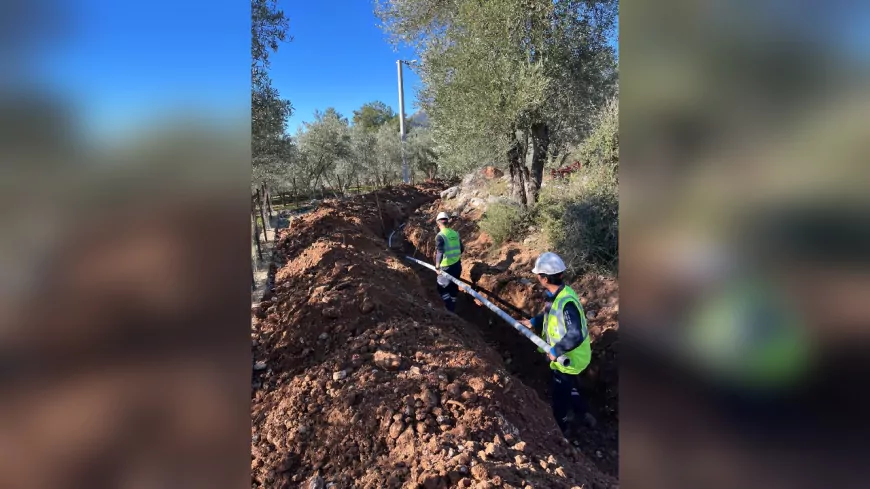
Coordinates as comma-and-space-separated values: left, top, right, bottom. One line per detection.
436, 273, 450, 287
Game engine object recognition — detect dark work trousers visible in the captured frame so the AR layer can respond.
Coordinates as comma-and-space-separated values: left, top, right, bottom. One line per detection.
551, 369, 587, 434
436, 261, 462, 312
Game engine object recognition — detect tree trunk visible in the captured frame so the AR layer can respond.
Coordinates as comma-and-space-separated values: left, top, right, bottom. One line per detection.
555, 149, 569, 170
527, 122, 550, 204
263, 183, 274, 216
374, 191, 386, 238
280, 192, 287, 207
257, 189, 270, 244
260, 184, 267, 213
252, 205, 263, 260
292, 177, 298, 206
323, 174, 341, 198
508, 136, 528, 208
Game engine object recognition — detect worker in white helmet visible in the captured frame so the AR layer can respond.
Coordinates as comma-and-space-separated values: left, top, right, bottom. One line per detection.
434, 211, 463, 312
522, 252, 594, 437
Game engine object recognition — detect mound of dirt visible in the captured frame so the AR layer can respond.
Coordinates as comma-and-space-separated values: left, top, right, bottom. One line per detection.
402, 199, 619, 475
251, 184, 616, 489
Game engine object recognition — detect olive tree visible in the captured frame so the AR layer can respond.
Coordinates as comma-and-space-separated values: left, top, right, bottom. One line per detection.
296, 108, 353, 197
376, 0, 617, 206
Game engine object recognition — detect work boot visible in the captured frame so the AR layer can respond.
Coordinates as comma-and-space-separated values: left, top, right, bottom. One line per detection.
583, 412, 598, 428
557, 417, 572, 438
567, 409, 598, 427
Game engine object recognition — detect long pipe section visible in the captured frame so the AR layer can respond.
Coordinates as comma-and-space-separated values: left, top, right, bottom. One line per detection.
454, 275, 532, 320
389, 225, 530, 318
404, 255, 570, 368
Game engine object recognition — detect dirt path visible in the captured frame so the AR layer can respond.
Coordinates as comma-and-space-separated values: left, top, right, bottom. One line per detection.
252, 209, 311, 305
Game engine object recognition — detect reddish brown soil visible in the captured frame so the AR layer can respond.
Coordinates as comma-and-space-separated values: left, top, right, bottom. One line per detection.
251, 184, 617, 489
482, 166, 504, 179
402, 200, 619, 476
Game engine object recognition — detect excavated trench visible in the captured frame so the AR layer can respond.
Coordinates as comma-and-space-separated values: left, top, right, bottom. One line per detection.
394, 223, 619, 477
252, 183, 618, 489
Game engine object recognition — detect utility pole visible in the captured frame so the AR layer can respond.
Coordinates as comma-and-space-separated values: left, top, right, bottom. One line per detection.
396, 60, 409, 184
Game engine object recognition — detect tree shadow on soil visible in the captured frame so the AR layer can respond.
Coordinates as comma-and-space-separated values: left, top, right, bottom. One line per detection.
494, 249, 520, 272
469, 249, 520, 284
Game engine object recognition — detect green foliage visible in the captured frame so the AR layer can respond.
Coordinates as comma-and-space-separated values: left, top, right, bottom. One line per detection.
538, 163, 618, 274
286, 102, 439, 193
252, 85, 292, 159
252, 134, 295, 192
372, 123, 403, 185
406, 127, 438, 179
252, 0, 293, 177
376, 0, 618, 185
296, 108, 353, 192
352, 101, 399, 132
479, 203, 524, 247
252, 0, 290, 73
573, 96, 619, 168
535, 96, 619, 273
486, 178, 508, 197
350, 123, 378, 181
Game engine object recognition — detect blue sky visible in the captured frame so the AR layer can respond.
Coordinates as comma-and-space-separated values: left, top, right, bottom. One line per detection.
274, 3, 619, 133
270, 2, 422, 134
40, 0, 250, 139
271, 0, 615, 134
43, 1, 617, 140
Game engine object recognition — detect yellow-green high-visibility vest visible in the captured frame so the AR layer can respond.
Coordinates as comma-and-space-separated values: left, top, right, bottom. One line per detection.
439, 228, 462, 267
686, 280, 811, 391
543, 286, 591, 375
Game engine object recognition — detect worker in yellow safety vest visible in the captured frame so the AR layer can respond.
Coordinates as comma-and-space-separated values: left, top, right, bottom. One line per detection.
684, 277, 812, 427
522, 252, 595, 436
434, 211, 463, 312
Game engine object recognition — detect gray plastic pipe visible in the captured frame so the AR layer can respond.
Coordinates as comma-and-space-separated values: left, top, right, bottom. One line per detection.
388, 223, 406, 248
404, 255, 570, 368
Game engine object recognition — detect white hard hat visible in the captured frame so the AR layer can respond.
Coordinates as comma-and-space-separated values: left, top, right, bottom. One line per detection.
435, 211, 450, 221
532, 252, 567, 275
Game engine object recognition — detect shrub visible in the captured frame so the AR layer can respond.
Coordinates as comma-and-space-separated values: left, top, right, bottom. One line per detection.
574, 96, 618, 168
485, 178, 509, 197
479, 203, 524, 246
538, 163, 618, 274
535, 96, 619, 274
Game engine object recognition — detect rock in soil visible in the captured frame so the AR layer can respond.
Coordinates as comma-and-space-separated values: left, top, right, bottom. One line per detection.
440, 186, 461, 199
373, 350, 402, 371
322, 307, 341, 319
306, 475, 325, 489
